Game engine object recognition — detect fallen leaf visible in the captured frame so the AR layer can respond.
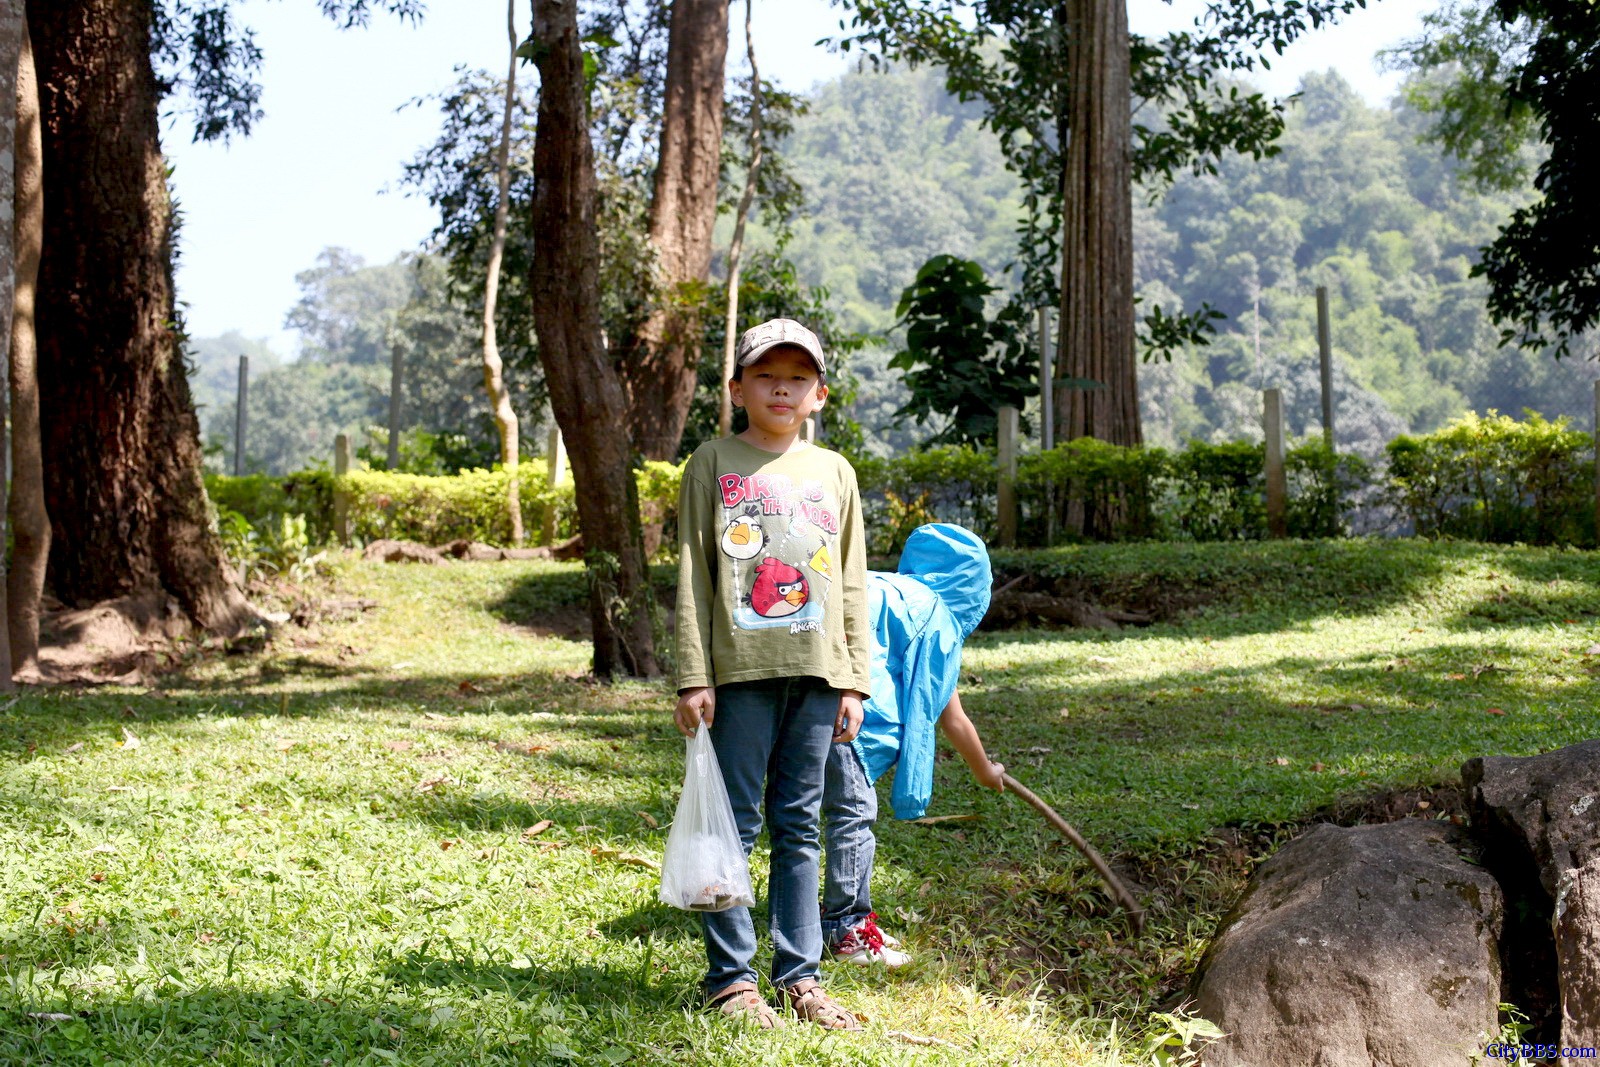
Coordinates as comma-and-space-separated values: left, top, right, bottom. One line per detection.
476, 848, 495, 860
422, 711, 446, 721
888, 1030, 958, 1049
1273, 757, 1291, 766
1585, 643, 1600, 656
537, 841, 565, 852
65, 742, 85, 754
1191, 686, 1206, 693
275, 739, 298, 751
910, 814, 981, 826
60, 901, 84, 918
439, 839, 457, 850
199, 931, 218, 944
89, 844, 116, 855
118, 727, 141, 750
383, 740, 413, 752
522, 820, 554, 838
458, 680, 483, 694
1310, 762, 1326, 772
1486, 707, 1506, 716
589, 847, 660, 871
1416, 800, 1432, 810
1447, 672, 1467, 681
89, 871, 106, 883
635, 811, 659, 829
416, 775, 452, 794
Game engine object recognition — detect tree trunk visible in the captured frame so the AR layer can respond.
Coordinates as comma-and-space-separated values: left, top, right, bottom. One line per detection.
30, 0, 253, 635
482, 0, 523, 544
621, 0, 728, 461
529, 0, 658, 680
718, 0, 763, 439
1056, 0, 1139, 449
0, 0, 22, 688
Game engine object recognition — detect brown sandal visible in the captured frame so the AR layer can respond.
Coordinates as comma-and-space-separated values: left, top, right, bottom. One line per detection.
707, 981, 784, 1029
780, 979, 861, 1031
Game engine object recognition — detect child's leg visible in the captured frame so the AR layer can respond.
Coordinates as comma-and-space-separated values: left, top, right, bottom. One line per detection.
820, 741, 877, 947
702, 679, 785, 997
763, 678, 840, 990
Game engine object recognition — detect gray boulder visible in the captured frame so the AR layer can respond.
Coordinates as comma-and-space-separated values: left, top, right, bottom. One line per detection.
1464, 740, 1600, 901
1556, 855, 1600, 1047
1193, 820, 1502, 1067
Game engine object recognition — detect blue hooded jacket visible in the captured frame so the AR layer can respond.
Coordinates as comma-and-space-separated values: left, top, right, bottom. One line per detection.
851, 523, 992, 820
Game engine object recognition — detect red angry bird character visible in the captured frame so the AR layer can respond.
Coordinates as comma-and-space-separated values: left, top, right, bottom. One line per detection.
749, 557, 809, 618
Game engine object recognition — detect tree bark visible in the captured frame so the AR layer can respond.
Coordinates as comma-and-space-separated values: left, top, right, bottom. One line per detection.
7, 12, 47, 680
621, 0, 728, 461
482, 0, 523, 544
30, 0, 253, 635
718, 0, 762, 439
529, 0, 658, 679
1, 0, 22, 688
1056, 0, 1139, 449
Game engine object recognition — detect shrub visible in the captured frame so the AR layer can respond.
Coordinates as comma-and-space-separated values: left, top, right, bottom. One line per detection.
1017, 438, 1170, 542
1385, 410, 1593, 545
204, 471, 336, 544
856, 446, 997, 552
1284, 441, 1373, 539
1166, 441, 1267, 541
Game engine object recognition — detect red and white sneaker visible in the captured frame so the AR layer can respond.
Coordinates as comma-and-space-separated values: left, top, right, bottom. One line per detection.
832, 913, 912, 969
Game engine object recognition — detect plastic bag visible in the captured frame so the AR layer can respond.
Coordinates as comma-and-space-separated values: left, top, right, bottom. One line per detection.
659, 723, 756, 912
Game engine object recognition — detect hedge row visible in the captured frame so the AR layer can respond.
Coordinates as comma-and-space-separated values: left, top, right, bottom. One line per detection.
204, 411, 1596, 554
206, 463, 681, 549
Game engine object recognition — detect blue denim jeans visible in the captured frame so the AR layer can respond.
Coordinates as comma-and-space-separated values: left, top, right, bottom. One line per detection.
701, 676, 839, 995
820, 740, 877, 947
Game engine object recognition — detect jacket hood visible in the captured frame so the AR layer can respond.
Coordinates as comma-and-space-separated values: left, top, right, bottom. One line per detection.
896, 523, 991, 638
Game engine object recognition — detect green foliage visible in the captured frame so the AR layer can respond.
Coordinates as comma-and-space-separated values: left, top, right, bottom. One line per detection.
1018, 438, 1170, 543
1166, 441, 1268, 542
1144, 1008, 1225, 1067
1384, 409, 1594, 545
889, 255, 1036, 447
341, 467, 571, 547
855, 446, 997, 554
204, 470, 337, 545
1285, 441, 1373, 539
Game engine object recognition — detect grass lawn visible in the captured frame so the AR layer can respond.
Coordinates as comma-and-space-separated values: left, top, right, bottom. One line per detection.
2, 539, 1598, 1065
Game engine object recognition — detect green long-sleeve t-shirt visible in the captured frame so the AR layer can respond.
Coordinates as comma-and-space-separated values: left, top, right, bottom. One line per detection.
674, 436, 872, 697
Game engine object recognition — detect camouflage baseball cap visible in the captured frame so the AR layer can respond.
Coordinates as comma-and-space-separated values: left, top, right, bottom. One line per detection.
735, 318, 825, 374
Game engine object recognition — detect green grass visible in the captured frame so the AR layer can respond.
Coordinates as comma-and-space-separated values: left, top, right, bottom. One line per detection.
2, 541, 1598, 1065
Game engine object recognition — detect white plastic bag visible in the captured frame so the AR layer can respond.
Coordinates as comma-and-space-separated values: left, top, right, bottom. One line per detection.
659, 723, 756, 912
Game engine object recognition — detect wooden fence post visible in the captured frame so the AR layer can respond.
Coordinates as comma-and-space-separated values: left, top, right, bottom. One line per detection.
387, 339, 403, 470
234, 355, 248, 476
1265, 388, 1287, 539
1316, 285, 1335, 450
334, 433, 350, 547
543, 426, 565, 546
997, 405, 1019, 547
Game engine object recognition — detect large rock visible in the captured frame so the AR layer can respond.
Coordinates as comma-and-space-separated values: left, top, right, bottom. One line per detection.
1556, 856, 1600, 1046
1193, 820, 1502, 1067
1464, 740, 1600, 901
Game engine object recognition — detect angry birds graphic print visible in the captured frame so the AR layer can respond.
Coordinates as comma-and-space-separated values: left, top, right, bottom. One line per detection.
749, 558, 809, 618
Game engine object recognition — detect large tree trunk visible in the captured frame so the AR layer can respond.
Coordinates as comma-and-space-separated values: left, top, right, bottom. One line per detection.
30, 0, 252, 635
9, 17, 48, 681
481, 0, 522, 544
1056, 0, 1139, 449
1, 0, 22, 688
529, 0, 658, 680
621, 0, 728, 461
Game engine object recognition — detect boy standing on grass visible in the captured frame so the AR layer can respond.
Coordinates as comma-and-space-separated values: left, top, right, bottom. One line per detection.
823, 523, 1006, 969
673, 318, 872, 1031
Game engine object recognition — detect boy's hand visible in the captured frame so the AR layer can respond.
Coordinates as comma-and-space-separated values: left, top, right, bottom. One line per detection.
675, 687, 715, 737
834, 690, 865, 743
973, 759, 1006, 792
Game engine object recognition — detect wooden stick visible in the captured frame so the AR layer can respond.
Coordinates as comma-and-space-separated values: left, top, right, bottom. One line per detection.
1002, 772, 1145, 933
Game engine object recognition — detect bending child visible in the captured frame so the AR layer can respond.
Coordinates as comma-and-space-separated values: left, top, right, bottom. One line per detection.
673, 318, 872, 1030
821, 522, 1004, 967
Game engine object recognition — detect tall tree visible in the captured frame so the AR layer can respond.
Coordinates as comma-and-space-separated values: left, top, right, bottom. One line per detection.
8, 12, 47, 678
1, 0, 23, 687
718, 0, 763, 438
529, 0, 658, 679
1058, 0, 1138, 445
834, 0, 1366, 448
481, 0, 523, 543
30, 0, 252, 633
620, 0, 728, 461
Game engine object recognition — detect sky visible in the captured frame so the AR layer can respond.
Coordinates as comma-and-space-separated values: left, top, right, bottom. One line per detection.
166, 0, 1440, 357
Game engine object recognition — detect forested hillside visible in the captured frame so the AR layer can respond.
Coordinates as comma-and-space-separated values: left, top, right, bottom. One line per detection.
186, 62, 1598, 472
